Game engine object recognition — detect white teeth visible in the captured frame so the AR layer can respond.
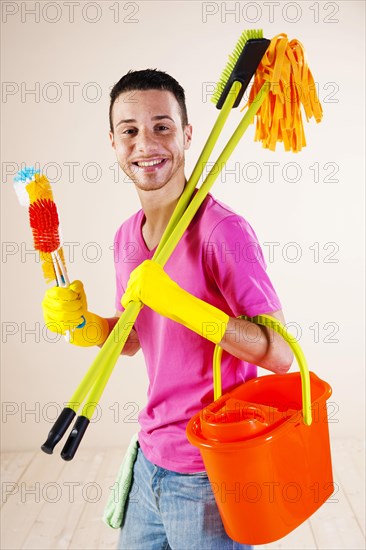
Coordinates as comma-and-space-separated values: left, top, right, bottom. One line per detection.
137, 159, 164, 167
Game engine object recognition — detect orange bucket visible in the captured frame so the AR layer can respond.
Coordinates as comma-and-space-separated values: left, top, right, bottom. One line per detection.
186, 314, 334, 545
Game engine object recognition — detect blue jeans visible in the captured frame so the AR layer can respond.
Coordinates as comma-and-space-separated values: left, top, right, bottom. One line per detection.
118, 446, 252, 550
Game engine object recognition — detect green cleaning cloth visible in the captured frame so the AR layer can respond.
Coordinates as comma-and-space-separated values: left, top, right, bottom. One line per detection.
103, 433, 139, 529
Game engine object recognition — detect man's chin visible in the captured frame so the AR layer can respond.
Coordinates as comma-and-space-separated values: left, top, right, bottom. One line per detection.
119, 169, 168, 190
133, 180, 169, 192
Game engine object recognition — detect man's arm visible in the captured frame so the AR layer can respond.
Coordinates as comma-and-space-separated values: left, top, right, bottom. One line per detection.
121, 261, 293, 371
219, 309, 293, 374
101, 311, 141, 356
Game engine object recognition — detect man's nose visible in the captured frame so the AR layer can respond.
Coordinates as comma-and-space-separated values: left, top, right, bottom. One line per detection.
136, 128, 158, 153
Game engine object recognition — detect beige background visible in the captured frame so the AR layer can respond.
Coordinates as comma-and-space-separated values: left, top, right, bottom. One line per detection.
1, 1, 365, 452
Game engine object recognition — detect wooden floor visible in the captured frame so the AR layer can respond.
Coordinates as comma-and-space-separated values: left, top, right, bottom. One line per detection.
1, 438, 364, 550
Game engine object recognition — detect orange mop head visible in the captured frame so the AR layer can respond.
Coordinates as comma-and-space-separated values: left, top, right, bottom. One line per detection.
245, 33, 323, 152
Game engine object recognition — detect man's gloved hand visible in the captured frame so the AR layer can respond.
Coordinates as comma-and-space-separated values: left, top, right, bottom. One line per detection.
42, 280, 109, 347
121, 260, 229, 344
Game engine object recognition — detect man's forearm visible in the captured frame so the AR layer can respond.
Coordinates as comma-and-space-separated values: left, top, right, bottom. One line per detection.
100, 317, 141, 355
219, 317, 293, 374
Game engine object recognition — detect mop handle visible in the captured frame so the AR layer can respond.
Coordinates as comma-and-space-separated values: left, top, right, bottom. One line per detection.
213, 314, 312, 425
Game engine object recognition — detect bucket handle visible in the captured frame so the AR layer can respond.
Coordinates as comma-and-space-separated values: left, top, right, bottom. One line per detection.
213, 314, 312, 426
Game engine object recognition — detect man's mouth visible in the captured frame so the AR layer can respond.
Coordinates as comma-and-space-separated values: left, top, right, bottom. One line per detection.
133, 158, 167, 168
132, 158, 168, 172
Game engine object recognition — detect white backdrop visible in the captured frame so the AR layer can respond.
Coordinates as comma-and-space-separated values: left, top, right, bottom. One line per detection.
1, 0, 365, 452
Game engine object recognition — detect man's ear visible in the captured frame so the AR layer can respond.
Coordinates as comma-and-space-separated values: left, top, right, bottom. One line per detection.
109, 131, 115, 149
184, 124, 193, 150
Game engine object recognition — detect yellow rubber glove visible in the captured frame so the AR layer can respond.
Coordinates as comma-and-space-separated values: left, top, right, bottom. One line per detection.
42, 280, 109, 347
122, 260, 229, 344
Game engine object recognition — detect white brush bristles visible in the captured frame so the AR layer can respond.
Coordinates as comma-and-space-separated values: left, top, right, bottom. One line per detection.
13, 180, 31, 207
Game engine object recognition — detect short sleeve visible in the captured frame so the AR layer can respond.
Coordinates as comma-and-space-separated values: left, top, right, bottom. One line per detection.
205, 215, 282, 317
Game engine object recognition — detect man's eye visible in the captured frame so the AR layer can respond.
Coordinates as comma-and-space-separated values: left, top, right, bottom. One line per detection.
156, 125, 169, 131
122, 129, 137, 135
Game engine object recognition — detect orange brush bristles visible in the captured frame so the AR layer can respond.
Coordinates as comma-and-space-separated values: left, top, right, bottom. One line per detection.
29, 198, 60, 253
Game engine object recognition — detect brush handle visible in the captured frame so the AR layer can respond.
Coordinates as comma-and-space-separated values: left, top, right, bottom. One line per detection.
50, 251, 85, 342
51, 251, 72, 342
53, 249, 70, 286
51, 252, 64, 287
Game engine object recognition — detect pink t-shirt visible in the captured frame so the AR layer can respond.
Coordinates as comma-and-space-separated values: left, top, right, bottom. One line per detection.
114, 193, 282, 473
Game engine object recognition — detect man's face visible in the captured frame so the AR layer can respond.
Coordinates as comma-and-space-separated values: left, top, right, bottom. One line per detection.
109, 89, 192, 192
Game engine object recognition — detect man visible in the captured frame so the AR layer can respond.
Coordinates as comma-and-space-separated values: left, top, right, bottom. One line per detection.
43, 69, 293, 549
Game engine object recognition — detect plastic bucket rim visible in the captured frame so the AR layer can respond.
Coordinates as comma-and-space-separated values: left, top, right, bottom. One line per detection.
186, 372, 333, 451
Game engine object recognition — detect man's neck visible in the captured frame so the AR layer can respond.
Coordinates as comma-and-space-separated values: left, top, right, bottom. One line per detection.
137, 179, 186, 251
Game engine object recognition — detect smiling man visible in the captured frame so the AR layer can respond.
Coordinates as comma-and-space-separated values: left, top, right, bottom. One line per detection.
109, 84, 192, 251
42, 69, 293, 549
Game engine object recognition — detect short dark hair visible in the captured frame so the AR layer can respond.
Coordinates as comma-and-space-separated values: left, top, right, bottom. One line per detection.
109, 69, 188, 132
